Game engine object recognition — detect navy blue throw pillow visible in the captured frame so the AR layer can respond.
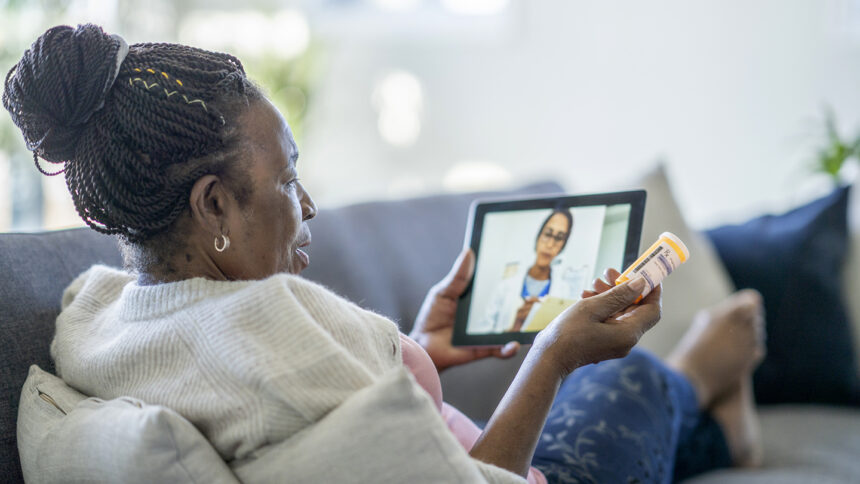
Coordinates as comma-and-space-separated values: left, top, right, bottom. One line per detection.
706, 186, 860, 406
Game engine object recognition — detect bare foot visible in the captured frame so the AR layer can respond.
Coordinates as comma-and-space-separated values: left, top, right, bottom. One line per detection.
710, 377, 763, 467
666, 289, 767, 408
666, 289, 767, 468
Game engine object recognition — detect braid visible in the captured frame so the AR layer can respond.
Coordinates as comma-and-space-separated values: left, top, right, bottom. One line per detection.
2, 23, 261, 241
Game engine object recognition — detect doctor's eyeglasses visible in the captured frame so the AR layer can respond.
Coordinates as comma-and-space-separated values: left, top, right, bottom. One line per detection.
539, 229, 567, 243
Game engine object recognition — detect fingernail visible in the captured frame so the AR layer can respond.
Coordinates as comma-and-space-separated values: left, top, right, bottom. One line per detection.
503, 342, 517, 354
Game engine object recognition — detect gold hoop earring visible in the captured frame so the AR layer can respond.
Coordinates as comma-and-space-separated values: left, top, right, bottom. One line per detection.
214, 234, 230, 252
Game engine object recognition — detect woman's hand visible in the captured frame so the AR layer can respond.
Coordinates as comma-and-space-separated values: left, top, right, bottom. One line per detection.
534, 274, 662, 379
581, 268, 623, 299
410, 249, 520, 372
470, 270, 661, 477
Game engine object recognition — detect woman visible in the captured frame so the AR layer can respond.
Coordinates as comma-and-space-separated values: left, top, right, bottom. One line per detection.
475, 208, 581, 334
4, 24, 765, 483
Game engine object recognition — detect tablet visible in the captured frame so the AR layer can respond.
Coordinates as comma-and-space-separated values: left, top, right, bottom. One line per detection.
452, 190, 646, 347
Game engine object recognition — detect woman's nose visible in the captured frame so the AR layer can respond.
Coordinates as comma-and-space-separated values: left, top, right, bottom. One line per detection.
299, 182, 317, 221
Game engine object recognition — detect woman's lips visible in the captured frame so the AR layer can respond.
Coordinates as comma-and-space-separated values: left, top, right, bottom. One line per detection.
296, 247, 309, 268
296, 230, 312, 270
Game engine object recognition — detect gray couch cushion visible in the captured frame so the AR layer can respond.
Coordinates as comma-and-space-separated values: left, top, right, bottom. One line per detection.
0, 229, 123, 482
685, 405, 860, 483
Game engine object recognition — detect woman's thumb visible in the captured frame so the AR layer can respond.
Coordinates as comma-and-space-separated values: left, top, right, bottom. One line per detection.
438, 248, 475, 298
586, 278, 646, 321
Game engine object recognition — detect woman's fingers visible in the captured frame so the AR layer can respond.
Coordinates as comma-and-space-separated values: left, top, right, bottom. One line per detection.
437, 248, 476, 299
610, 284, 662, 333
542, 280, 661, 374
583, 278, 647, 321
604, 268, 621, 285
492, 341, 520, 358
588, 268, 625, 299
591, 278, 612, 293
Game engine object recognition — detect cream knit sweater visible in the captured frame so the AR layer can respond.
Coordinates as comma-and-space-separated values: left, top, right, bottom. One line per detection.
51, 265, 404, 461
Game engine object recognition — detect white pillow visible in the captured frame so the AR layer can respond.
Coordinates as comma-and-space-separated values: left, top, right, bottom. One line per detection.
619, 164, 736, 357
231, 367, 525, 484
19, 365, 523, 484
17, 365, 238, 484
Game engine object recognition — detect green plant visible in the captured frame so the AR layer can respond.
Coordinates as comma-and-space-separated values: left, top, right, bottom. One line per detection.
812, 107, 860, 181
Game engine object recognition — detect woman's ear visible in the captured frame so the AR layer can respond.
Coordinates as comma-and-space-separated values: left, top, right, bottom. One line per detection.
188, 174, 235, 237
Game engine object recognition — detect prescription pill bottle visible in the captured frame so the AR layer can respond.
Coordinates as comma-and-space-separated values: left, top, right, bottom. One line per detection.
616, 231, 690, 303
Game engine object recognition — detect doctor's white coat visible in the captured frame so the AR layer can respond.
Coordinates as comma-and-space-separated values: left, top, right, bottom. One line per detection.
469, 263, 583, 335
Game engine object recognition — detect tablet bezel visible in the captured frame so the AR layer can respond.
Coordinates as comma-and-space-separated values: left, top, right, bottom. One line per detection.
452, 189, 646, 347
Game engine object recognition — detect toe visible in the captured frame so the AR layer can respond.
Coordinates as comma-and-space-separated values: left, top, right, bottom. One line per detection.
737, 288, 763, 305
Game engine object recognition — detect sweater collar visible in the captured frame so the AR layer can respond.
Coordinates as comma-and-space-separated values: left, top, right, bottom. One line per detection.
117, 276, 252, 321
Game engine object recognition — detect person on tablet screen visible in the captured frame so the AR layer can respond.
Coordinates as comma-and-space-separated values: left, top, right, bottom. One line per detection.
479, 208, 578, 333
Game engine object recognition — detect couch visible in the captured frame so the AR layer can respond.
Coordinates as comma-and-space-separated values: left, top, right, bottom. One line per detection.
2, 178, 859, 483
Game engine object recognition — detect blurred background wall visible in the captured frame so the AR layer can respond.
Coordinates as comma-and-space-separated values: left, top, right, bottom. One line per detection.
1, 0, 859, 232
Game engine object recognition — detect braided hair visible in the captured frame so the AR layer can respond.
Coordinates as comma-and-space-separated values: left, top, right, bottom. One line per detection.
2, 24, 261, 245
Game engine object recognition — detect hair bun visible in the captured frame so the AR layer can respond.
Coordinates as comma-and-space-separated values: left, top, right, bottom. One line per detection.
2, 24, 124, 163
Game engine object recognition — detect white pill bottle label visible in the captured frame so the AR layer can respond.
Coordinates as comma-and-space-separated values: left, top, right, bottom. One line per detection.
616, 231, 690, 303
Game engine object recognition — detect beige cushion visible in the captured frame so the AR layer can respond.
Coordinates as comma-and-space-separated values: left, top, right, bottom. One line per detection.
622, 164, 736, 357
231, 367, 525, 484
845, 185, 860, 374
18, 365, 523, 484
17, 365, 238, 484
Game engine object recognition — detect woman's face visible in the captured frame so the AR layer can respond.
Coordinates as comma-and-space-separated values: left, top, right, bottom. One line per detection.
535, 212, 570, 267
220, 98, 317, 279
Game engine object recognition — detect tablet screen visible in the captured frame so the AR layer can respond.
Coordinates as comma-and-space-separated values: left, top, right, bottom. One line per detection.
453, 190, 645, 346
